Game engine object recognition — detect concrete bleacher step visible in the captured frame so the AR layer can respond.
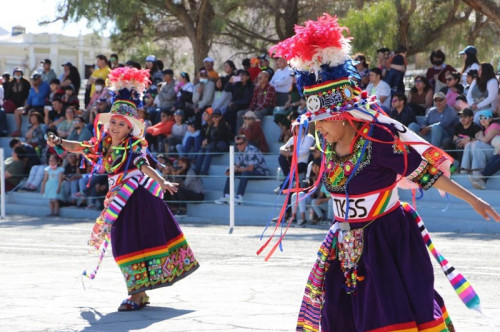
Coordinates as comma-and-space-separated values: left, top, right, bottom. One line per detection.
5, 202, 100, 219
201, 176, 282, 193
262, 115, 281, 144
186, 201, 279, 225
5, 113, 29, 136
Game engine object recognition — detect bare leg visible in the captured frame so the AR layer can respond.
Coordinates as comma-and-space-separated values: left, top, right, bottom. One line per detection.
14, 108, 23, 133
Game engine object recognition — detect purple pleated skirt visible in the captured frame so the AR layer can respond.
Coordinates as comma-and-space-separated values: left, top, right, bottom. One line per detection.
111, 186, 199, 295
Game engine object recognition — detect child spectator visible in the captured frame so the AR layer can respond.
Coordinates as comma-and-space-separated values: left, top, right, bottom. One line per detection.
176, 119, 202, 159
61, 153, 82, 205
167, 109, 187, 154
146, 109, 175, 152
85, 78, 107, 112
61, 85, 80, 110
41, 154, 64, 216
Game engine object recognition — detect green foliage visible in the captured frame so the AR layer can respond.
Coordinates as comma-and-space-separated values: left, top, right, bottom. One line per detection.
340, 0, 398, 62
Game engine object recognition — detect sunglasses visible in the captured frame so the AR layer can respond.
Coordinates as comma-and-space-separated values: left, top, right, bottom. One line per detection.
235, 142, 245, 146
445, 78, 454, 81
434, 98, 444, 102
479, 116, 491, 120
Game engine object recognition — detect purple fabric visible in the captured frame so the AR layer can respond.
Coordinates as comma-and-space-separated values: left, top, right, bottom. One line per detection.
111, 186, 182, 261
320, 124, 446, 331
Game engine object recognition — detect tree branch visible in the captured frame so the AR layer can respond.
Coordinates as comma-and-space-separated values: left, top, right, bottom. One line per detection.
461, 0, 500, 28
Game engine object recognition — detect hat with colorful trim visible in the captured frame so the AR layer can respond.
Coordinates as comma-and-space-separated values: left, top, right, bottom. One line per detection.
96, 67, 150, 137
270, 14, 370, 124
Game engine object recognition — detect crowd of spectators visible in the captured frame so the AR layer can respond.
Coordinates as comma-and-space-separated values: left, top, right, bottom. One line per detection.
0, 44, 498, 220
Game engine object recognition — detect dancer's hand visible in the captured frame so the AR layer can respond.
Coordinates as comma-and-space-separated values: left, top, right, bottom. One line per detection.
471, 198, 500, 222
46, 132, 61, 147
161, 181, 179, 195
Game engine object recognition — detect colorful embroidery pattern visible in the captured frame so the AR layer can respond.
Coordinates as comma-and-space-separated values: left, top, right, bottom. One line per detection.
116, 234, 199, 294
323, 137, 372, 193
411, 162, 442, 190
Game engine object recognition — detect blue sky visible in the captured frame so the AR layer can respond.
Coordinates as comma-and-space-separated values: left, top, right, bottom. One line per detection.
0, 0, 112, 36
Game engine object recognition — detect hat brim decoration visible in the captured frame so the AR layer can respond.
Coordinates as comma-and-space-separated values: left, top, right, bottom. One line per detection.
96, 67, 150, 138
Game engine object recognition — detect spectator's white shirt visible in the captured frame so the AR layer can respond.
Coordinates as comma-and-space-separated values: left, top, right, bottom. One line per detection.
466, 78, 499, 111
282, 133, 315, 164
0, 85, 3, 106
270, 66, 293, 93
366, 80, 391, 109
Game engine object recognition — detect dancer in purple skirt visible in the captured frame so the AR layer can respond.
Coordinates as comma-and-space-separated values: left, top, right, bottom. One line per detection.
47, 67, 199, 311
260, 15, 499, 331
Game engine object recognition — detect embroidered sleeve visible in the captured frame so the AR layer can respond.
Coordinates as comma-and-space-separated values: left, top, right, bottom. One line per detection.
133, 155, 149, 170
79, 138, 100, 164
131, 138, 149, 170
407, 159, 443, 190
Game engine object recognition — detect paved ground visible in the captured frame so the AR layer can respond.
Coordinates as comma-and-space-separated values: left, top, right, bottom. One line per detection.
1, 214, 500, 332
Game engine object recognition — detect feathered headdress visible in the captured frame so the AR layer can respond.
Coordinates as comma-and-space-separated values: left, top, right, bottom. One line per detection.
96, 67, 150, 137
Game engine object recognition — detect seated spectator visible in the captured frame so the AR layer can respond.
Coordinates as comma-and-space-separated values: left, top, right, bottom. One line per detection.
166, 109, 187, 154
88, 97, 110, 125
366, 67, 391, 110
5, 67, 30, 114
275, 126, 315, 194
311, 184, 334, 224
138, 108, 154, 148
13, 73, 49, 136
461, 110, 500, 188
155, 153, 173, 177
61, 153, 82, 205
62, 85, 80, 110
191, 68, 215, 123
408, 92, 458, 148
25, 112, 47, 153
146, 109, 175, 152
224, 69, 254, 135
222, 60, 237, 87
176, 119, 202, 159
389, 93, 416, 127
269, 57, 293, 106
56, 106, 75, 139
195, 109, 231, 175
165, 157, 204, 215
9, 138, 41, 189
259, 54, 274, 78
238, 111, 269, 153
463, 69, 478, 96
214, 135, 269, 205
353, 53, 370, 89
143, 87, 159, 122
67, 116, 92, 142
175, 71, 194, 110
477, 136, 500, 187
459, 46, 479, 86
247, 57, 261, 82
158, 69, 177, 112
3, 146, 27, 191
60, 62, 81, 98
407, 76, 433, 115
235, 70, 276, 130
288, 157, 322, 226
425, 49, 456, 92
441, 71, 463, 110
44, 98, 66, 129
211, 77, 232, 115
145, 55, 163, 86
467, 62, 499, 122
448, 108, 481, 164
203, 57, 219, 82
76, 173, 108, 209
47, 78, 64, 104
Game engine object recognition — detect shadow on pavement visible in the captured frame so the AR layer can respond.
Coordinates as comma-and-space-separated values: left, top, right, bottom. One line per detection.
79, 306, 194, 331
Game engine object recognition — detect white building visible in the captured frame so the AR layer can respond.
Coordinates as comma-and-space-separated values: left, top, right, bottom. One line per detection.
0, 25, 112, 79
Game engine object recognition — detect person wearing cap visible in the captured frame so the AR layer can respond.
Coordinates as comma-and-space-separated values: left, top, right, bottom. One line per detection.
60, 62, 81, 96
214, 134, 269, 205
449, 108, 481, 163
259, 54, 274, 78
203, 56, 219, 81
425, 49, 456, 92
67, 115, 92, 142
145, 55, 163, 86
238, 110, 269, 153
459, 45, 480, 86
88, 55, 111, 99
408, 91, 459, 147
366, 67, 391, 110
158, 69, 177, 111
46, 67, 198, 311
5, 67, 30, 113
461, 109, 499, 181
466, 62, 499, 121
269, 57, 293, 107
40, 59, 57, 84
88, 97, 110, 125
12, 73, 50, 137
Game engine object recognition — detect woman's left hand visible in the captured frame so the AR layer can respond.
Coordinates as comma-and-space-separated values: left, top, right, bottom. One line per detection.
161, 181, 179, 195
471, 198, 500, 222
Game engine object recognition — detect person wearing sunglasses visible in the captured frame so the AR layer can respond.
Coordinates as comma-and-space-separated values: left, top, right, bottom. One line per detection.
389, 93, 416, 127
425, 49, 456, 92
443, 72, 463, 109
407, 75, 433, 115
461, 110, 500, 189
408, 91, 459, 148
